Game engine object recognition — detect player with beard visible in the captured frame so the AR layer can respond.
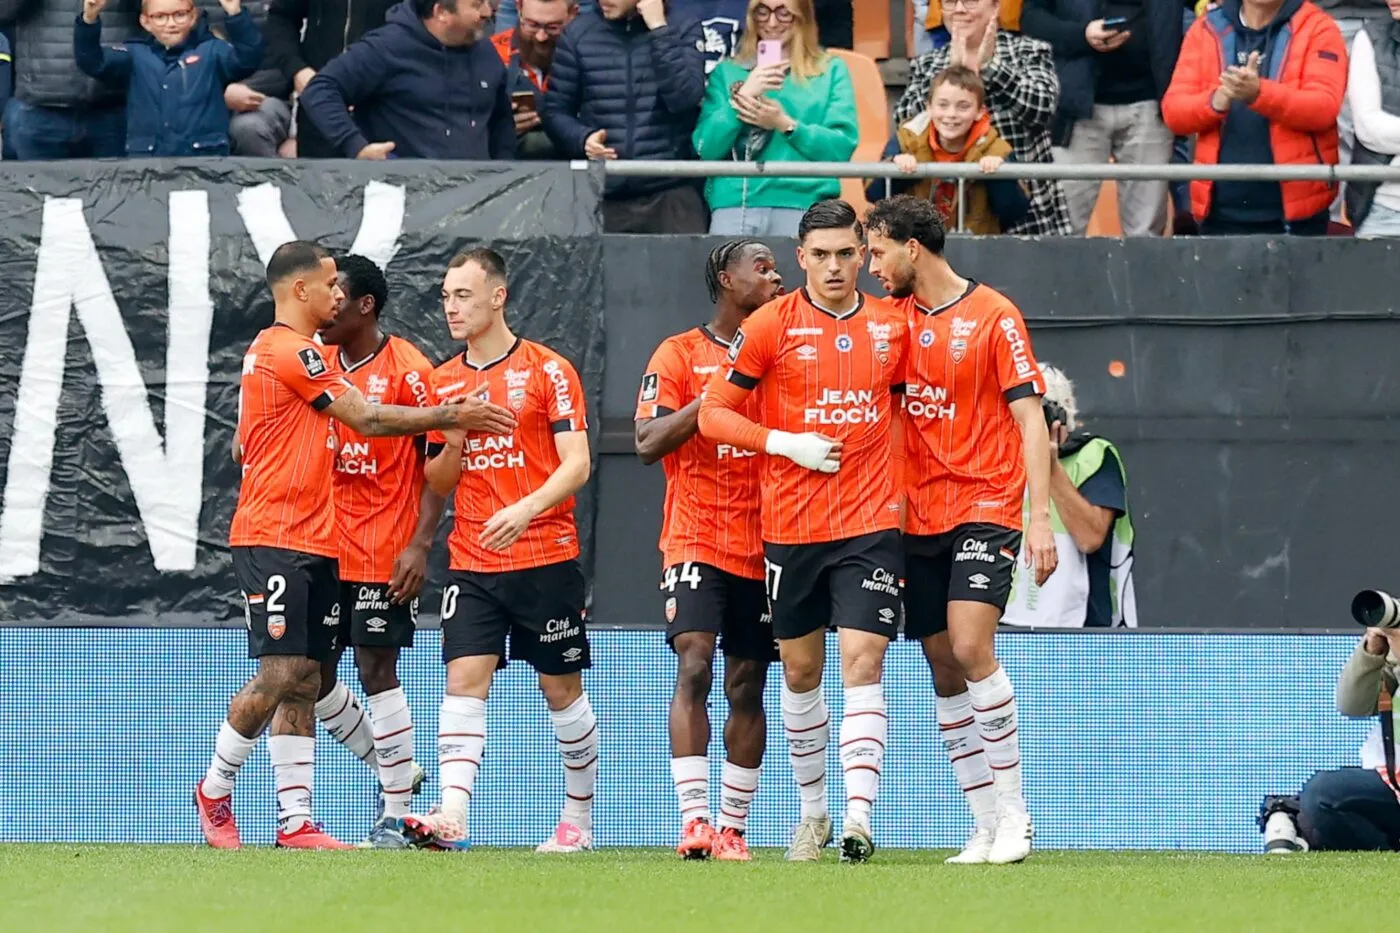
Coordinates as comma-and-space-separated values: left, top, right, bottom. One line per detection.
634, 240, 783, 862
866, 195, 1056, 865
403, 248, 596, 854
197, 241, 516, 850
699, 200, 908, 863
309, 254, 449, 848
491, 0, 577, 158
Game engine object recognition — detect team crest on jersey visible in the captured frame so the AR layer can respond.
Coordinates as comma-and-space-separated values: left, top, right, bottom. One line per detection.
835, 334, 853, 353
727, 330, 746, 362
950, 338, 968, 363
639, 372, 660, 403
664, 597, 677, 623
508, 387, 527, 411
919, 329, 935, 348
297, 347, 326, 377
875, 339, 890, 365
267, 614, 286, 640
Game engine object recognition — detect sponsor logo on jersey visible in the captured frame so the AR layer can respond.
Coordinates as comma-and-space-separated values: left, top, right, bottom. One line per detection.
242, 352, 258, 375
867, 321, 893, 340
544, 359, 575, 416
664, 597, 677, 623
861, 567, 901, 597
464, 434, 525, 471
366, 375, 389, 401
968, 573, 991, 590
297, 347, 326, 377
692, 365, 719, 376
951, 317, 977, 339
807, 388, 879, 425
639, 371, 660, 403
919, 329, 934, 348
878, 606, 896, 625
955, 540, 996, 564
562, 646, 584, 662
505, 368, 531, 389
796, 344, 818, 361
1000, 317, 1035, 379
541, 617, 581, 644
336, 439, 378, 476
950, 338, 967, 363
787, 327, 823, 336
364, 616, 388, 633
835, 334, 853, 353
905, 383, 955, 421
323, 603, 341, 626
355, 585, 392, 613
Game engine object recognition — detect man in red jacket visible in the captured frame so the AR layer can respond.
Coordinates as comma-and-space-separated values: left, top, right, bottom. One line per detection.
1162, 0, 1346, 235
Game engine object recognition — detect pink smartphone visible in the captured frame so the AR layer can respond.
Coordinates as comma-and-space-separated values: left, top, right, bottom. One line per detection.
757, 39, 784, 68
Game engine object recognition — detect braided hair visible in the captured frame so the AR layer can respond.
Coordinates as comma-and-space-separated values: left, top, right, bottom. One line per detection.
704, 239, 763, 304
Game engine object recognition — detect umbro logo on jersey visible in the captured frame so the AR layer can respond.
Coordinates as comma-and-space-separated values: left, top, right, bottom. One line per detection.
297, 347, 326, 377
968, 573, 990, 590
364, 616, 388, 634
562, 647, 583, 662
796, 345, 817, 361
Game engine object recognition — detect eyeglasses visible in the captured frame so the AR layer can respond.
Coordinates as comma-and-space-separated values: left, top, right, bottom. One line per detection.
753, 4, 795, 22
519, 17, 565, 35
940, 0, 985, 8
145, 8, 194, 23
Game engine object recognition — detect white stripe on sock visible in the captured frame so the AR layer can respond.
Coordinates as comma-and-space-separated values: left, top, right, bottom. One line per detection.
840, 683, 886, 827
671, 755, 711, 828
782, 684, 829, 822
268, 734, 314, 833
937, 691, 998, 828
551, 693, 598, 832
439, 695, 485, 829
368, 687, 415, 820
315, 681, 375, 767
717, 761, 760, 834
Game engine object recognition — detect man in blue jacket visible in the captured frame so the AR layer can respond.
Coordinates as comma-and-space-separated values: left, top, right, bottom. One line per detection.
74, 0, 262, 156
542, 0, 707, 232
300, 0, 515, 159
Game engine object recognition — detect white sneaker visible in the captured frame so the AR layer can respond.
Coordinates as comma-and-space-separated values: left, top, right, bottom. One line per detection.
535, 821, 593, 853
784, 814, 833, 862
1263, 812, 1308, 854
945, 825, 996, 864
986, 808, 1033, 865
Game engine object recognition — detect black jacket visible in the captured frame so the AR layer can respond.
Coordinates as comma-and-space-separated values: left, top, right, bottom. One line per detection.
542, 9, 706, 198
299, 0, 515, 159
263, 0, 394, 80
1, 0, 138, 108
1021, 0, 1181, 144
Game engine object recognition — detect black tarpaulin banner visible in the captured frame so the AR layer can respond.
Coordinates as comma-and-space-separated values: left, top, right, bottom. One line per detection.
0, 160, 604, 624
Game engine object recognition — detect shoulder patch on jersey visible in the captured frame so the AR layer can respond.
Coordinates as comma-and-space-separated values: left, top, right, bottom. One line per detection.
727, 330, 746, 363
640, 372, 660, 402
297, 346, 327, 377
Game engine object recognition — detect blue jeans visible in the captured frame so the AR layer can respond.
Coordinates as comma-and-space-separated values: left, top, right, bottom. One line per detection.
1357, 202, 1400, 239
2, 98, 125, 160
709, 206, 806, 236
1299, 767, 1400, 851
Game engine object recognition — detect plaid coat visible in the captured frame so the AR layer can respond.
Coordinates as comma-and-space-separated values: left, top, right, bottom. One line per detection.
893, 32, 1072, 236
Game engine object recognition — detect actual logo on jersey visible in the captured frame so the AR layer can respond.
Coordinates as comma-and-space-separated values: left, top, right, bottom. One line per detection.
639, 372, 660, 403
727, 330, 746, 362
508, 387, 526, 411
950, 338, 968, 363
543, 360, 576, 416
919, 329, 935, 348
835, 334, 854, 353
664, 597, 677, 623
951, 317, 977, 339
267, 614, 286, 640
795, 345, 818, 361
297, 347, 326, 377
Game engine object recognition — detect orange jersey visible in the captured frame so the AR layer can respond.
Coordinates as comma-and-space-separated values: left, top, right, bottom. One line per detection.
429, 338, 588, 573
229, 324, 352, 557
636, 326, 763, 580
702, 289, 907, 546
329, 335, 437, 582
898, 282, 1045, 535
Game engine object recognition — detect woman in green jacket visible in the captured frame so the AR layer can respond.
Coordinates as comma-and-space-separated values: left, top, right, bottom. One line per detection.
691, 0, 859, 236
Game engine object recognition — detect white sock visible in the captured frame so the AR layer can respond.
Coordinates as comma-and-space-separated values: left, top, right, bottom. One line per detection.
717, 761, 760, 834
268, 734, 315, 833
201, 721, 257, 800
937, 691, 998, 829
439, 695, 486, 829
368, 688, 415, 820
315, 681, 376, 768
671, 755, 711, 828
840, 684, 886, 828
782, 684, 829, 821
967, 667, 1026, 815
551, 693, 599, 832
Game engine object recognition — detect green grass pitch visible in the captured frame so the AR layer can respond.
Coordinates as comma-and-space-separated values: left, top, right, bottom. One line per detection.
0, 845, 1386, 932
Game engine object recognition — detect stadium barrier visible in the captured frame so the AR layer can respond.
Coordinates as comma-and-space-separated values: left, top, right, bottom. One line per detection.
1, 628, 1364, 851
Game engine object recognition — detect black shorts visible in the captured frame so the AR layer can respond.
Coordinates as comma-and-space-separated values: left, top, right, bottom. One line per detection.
439, 559, 590, 675
233, 546, 341, 661
661, 562, 776, 663
903, 522, 1022, 640
761, 530, 903, 642
338, 582, 418, 649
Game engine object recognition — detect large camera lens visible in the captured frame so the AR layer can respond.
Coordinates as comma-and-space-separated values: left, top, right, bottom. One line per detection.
1352, 590, 1400, 629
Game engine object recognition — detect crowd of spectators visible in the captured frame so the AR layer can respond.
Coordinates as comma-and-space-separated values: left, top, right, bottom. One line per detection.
0, 0, 1397, 236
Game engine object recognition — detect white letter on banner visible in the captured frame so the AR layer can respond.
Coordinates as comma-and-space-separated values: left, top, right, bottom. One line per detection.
236, 180, 406, 271
0, 192, 213, 580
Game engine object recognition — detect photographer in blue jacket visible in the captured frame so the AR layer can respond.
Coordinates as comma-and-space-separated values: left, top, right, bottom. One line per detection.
299, 0, 516, 159
73, 0, 262, 156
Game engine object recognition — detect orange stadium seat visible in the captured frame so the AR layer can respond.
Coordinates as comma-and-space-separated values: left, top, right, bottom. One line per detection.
852, 0, 892, 60
829, 48, 890, 217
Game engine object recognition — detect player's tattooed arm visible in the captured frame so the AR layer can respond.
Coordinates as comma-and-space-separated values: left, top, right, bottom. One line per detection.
326, 385, 517, 438
634, 396, 702, 465
480, 431, 591, 551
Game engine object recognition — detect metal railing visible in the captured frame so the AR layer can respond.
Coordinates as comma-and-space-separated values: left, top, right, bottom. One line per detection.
573, 159, 1400, 231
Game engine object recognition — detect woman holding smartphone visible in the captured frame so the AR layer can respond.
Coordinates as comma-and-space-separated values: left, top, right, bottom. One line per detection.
691, 0, 858, 236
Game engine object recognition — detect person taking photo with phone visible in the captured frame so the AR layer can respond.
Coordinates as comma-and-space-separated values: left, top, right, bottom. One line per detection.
691, 0, 858, 236
492, 0, 578, 157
